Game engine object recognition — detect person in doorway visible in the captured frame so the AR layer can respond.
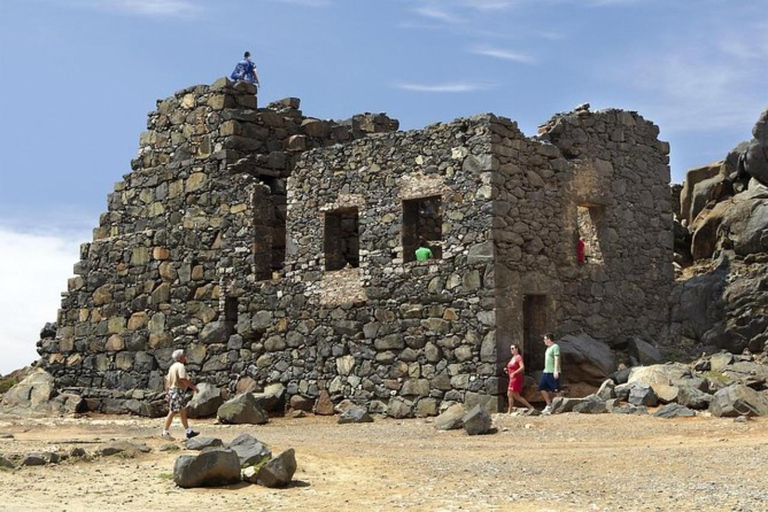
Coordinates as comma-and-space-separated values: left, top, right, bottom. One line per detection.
504, 344, 534, 413
230, 51, 261, 89
577, 236, 586, 264
538, 333, 562, 414
162, 349, 200, 440
414, 238, 434, 262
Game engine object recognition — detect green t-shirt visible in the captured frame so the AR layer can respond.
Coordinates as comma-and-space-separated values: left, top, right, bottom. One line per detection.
415, 246, 433, 262
544, 343, 561, 373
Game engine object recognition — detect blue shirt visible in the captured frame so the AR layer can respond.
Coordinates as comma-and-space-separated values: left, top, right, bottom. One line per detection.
230, 59, 259, 85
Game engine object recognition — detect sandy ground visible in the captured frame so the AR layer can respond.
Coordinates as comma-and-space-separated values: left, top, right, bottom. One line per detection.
0, 412, 766, 512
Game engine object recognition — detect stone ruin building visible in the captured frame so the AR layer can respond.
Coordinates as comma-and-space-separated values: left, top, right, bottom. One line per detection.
37, 78, 674, 416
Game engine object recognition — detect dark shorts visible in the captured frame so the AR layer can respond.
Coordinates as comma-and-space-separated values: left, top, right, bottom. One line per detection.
167, 388, 191, 412
538, 373, 561, 392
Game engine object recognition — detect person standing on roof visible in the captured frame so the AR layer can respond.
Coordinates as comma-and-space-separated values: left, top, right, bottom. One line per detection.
230, 51, 261, 89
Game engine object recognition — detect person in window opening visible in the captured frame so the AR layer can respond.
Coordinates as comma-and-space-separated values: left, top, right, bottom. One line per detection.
415, 238, 434, 262
504, 344, 535, 413
162, 349, 200, 440
538, 333, 562, 414
230, 51, 261, 90
577, 235, 586, 264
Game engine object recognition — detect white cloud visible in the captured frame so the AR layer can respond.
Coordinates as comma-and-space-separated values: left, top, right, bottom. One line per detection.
471, 45, 535, 63
74, 0, 202, 17
457, 0, 515, 10
609, 25, 768, 132
413, 6, 464, 24
0, 225, 87, 375
395, 81, 497, 92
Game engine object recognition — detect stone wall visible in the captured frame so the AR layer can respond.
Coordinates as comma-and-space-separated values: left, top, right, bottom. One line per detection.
37, 80, 673, 416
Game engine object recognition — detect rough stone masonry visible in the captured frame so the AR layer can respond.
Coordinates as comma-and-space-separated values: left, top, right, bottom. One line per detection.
37, 80, 674, 416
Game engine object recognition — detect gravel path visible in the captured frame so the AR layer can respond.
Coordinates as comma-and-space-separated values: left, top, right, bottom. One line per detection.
0, 412, 766, 511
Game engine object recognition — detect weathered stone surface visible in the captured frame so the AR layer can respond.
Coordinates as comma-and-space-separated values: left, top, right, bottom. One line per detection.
217, 393, 268, 424
550, 396, 588, 414
256, 448, 297, 488
185, 437, 223, 451
676, 386, 712, 409
653, 403, 695, 419
628, 386, 659, 407
558, 334, 616, 386
462, 405, 492, 435
253, 383, 286, 413
228, 433, 272, 467
0, 369, 54, 413
338, 406, 373, 424
99, 441, 151, 457
314, 390, 334, 415
572, 397, 607, 414
627, 337, 663, 366
709, 384, 768, 417
173, 448, 241, 488
434, 404, 465, 431
187, 383, 224, 418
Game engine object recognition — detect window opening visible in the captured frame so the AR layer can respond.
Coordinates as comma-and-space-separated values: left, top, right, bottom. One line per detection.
577, 204, 604, 266
523, 295, 547, 372
324, 208, 359, 271
403, 196, 442, 263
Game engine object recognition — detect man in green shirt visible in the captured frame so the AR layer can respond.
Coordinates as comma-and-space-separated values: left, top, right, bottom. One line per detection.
538, 333, 562, 414
414, 239, 434, 262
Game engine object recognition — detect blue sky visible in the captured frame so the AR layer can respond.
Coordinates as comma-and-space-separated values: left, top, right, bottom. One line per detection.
0, 0, 766, 374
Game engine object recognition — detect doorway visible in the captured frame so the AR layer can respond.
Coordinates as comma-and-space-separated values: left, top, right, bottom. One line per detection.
523, 295, 547, 371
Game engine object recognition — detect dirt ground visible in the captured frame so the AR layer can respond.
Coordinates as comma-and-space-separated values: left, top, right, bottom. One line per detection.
0, 411, 766, 512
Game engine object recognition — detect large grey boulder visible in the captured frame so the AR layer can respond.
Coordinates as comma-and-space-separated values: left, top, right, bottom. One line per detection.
253, 383, 286, 413
173, 448, 241, 488
217, 393, 268, 425
742, 138, 768, 186
253, 449, 297, 488
628, 364, 690, 388
709, 384, 768, 417
627, 338, 663, 366
338, 406, 373, 424
596, 379, 616, 400
558, 334, 616, 386
628, 386, 659, 407
0, 369, 54, 413
434, 404, 465, 431
681, 162, 720, 224
187, 383, 224, 419
228, 433, 272, 467
572, 397, 607, 414
550, 396, 589, 414
676, 386, 712, 410
462, 405, 491, 435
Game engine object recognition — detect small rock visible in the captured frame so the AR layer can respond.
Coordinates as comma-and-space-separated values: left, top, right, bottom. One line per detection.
653, 403, 696, 419
20, 453, 49, 466
462, 405, 492, 435
338, 406, 373, 424
99, 441, 151, 457
228, 433, 272, 467
292, 410, 306, 418
257, 448, 297, 488
434, 404, 465, 431
185, 437, 223, 451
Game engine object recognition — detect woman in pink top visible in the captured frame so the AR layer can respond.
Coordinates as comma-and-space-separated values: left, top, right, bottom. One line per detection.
505, 344, 534, 413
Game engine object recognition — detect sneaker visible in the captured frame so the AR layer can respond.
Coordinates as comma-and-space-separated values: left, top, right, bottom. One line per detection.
186, 429, 200, 440
161, 431, 174, 440
542, 405, 552, 415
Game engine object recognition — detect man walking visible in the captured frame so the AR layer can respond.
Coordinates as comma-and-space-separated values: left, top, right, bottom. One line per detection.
162, 349, 200, 440
538, 333, 562, 414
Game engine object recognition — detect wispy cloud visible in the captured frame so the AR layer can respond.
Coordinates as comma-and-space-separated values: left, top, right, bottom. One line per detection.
457, 0, 515, 10
471, 45, 535, 63
395, 81, 497, 92
414, 6, 464, 24
0, 224, 88, 375
606, 22, 768, 132
74, 0, 202, 17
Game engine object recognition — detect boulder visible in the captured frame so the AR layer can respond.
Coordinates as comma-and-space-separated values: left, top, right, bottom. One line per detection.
550, 396, 589, 414
217, 393, 268, 425
627, 338, 663, 366
314, 389, 335, 415
596, 379, 616, 400
434, 404, 465, 431
253, 383, 286, 413
628, 364, 690, 388
173, 448, 241, 488
709, 352, 734, 372
187, 383, 224, 419
338, 406, 373, 424
333, 399, 356, 414
572, 397, 607, 414
709, 384, 768, 417
20, 453, 53, 466
185, 437, 223, 451
680, 162, 720, 224
628, 386, 658, 407
651, 384, 679, 404
289, 394, 313, 412
462, 405, 492, 435
250, 448, 297, 488
742, 138, 768, 186
722, 361, 768, 389
558, 334, 616, 386
0, 369, 54, 413
653, 403, 696, 419
387, 397, 414, 419
611, 404, 648, 415
228, 433, 272, 467
0, 455, 14, 469
676, 386, 712, 409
